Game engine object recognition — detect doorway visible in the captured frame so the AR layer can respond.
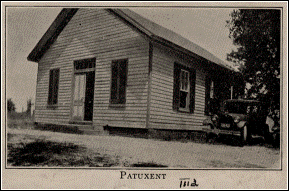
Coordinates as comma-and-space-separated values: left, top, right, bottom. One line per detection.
72, 71, 95, 121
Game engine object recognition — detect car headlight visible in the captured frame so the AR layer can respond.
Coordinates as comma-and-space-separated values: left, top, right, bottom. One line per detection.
234, 116, 240, 123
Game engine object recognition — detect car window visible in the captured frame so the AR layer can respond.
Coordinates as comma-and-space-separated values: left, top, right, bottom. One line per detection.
223, 101, 260, 114
224, 102, 247, 114
247, 105, 259, 114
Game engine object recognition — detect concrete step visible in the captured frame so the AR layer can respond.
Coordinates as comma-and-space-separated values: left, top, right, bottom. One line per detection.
71, 124, 108, 135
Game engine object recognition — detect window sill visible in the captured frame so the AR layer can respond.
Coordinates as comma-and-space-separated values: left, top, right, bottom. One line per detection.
47, 104, 58, 109
177, 108, 191, 113
109, 103, 126, 108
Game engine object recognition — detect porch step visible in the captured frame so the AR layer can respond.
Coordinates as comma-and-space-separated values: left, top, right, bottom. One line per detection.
73, 124, 108, 135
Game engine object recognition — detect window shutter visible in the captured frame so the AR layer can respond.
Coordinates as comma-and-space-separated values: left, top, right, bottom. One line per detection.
204, 75, 211, 115
189, 68, 196, 113
119, 60, 127, 104
173, 63, 181, 110
48, 70, 54, 104
53, 69, 60, 104
110, 62, 118, 104
48, 69, 59, 105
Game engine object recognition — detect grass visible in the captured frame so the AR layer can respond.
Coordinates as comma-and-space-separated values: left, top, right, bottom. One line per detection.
7, 111, 35, 129
7, 112, 277, 168
7, 135, 122, 167
7, 132, 168, 167
6, 113, 169, 167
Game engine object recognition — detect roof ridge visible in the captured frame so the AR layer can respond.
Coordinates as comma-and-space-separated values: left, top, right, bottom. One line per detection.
27, 8, 237, 72
113, 9, 236, 71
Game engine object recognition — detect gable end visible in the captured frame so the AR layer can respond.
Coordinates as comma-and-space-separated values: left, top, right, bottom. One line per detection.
27, 8, 78, 62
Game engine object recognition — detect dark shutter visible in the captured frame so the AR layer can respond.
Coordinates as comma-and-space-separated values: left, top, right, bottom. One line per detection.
173, 63, 181, 110
110, 59, 128, 105
204, 75, 211, 115
48, 70, 54, 104
110, 62, 118, 104
189, 68, 196, 113
53, 69, 59, 104
119, 60, 127, 104
48, 68, 59, 105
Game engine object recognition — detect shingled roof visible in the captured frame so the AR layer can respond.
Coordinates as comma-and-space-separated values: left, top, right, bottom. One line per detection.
27, 8, 235, 71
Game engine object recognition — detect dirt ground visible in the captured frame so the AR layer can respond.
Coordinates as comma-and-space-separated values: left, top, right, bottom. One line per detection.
6, 128, 280, 168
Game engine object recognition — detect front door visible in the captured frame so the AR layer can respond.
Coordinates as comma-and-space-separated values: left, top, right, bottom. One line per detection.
72, 72, 95, 121
73, 74, 86, 121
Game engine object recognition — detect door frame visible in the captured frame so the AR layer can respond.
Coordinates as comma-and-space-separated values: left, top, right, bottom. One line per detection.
70, 66, 96, 123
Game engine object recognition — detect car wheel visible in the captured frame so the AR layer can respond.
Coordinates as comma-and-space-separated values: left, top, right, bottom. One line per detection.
272, 132, 280, 148
240, 125, 250, 146
263, 125, 271, 144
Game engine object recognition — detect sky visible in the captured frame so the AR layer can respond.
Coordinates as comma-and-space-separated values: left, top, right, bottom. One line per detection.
6, 7, 237, 112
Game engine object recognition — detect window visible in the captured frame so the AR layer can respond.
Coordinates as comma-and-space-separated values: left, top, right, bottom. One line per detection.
48, 68, 60, 105
173, 63, 196, 113
110, 59, 128, 105
210, 81, 214, 99
205, 76, 213, 115
205, 76, 222, 115
180, 69, 190, 109
74, 57, 96, 70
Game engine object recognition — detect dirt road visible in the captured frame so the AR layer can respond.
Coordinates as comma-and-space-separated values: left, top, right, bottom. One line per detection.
7, 128, 280, 168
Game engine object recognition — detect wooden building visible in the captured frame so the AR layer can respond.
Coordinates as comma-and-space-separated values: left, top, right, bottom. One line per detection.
28, 8, 243, 133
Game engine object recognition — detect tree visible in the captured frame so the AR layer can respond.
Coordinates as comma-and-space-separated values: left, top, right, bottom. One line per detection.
7, 98, 16, 112
26, 99, 33, 116
226, 9, 280, 116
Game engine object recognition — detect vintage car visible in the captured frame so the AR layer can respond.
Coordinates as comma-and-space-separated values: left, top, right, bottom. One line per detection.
203, 99, 270, 146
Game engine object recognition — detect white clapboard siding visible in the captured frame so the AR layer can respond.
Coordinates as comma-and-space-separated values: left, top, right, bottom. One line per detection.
35, 9, 149, 128
149, 43, 207, 131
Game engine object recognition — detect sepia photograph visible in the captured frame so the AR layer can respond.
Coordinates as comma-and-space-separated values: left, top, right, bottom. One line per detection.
2, 1, 287, 189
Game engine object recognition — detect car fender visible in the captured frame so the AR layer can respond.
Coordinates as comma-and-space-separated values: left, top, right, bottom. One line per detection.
203, 118, 213, 126
237, 121, 247, 128
203, 118, 215, 126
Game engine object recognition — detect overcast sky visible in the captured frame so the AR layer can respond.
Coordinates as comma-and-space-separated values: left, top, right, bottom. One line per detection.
6, 7, 236, 112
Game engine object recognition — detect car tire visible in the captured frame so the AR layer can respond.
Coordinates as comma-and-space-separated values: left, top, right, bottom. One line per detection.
272, 132, 280, 148
240, 125, 250, 146
263, 125, 271, 144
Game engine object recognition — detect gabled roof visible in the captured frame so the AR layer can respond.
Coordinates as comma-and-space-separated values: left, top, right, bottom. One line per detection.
27, 8, 235, 71
27, 9, 78, 62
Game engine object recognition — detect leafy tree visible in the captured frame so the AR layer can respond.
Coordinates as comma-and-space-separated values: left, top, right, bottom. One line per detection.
7, 98, 16, 112
226, 9, 280, 116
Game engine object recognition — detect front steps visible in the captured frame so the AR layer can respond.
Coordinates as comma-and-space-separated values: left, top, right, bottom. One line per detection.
77, 124, 108, 135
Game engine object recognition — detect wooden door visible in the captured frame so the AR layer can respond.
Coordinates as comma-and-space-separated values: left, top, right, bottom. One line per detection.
84, 72, 95, 121
72, 74, 86, 121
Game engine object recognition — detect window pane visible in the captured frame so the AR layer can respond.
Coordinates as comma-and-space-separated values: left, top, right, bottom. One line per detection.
180, 70, 189, 91
74, 58, 96, 70
184, 72, 189, 90
210, 81, 214, 98
180, 91, 188, 108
